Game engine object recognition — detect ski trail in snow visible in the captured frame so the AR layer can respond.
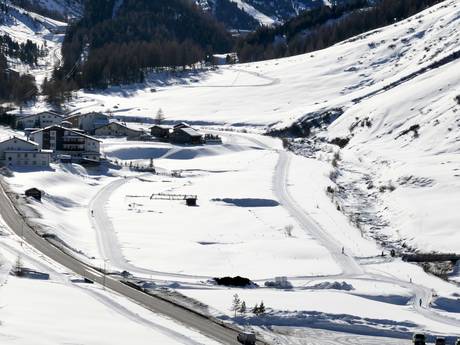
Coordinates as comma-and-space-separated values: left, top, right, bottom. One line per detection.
89, 176, 212, 280
271, 147, 460, 329
273, 151, 363, 276
89, 131, 460, 331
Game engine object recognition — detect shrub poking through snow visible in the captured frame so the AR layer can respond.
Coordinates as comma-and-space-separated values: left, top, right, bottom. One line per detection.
379, 180, 396, 193
329, 169, 339, 182
396, 124, 420, 139
13, 256, 23, 277
309, 281, 354, 291
239, 301, 247, 314
284, 224, 294, 237
331, 151, 341, 167
455, 95, 460, 105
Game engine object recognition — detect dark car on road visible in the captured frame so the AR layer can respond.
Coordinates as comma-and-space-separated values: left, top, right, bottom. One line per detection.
413, 333, 426, 345
435, 337, 446, 345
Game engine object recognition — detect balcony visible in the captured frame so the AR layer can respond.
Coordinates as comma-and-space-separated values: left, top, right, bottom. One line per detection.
63, 138, 85, 144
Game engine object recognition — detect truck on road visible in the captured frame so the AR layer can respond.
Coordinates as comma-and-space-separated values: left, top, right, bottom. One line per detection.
237, 332, 256, 345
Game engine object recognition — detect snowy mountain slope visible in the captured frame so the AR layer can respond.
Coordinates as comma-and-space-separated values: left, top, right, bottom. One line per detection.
0, 3, 65, 85
14, 0, 83, 19
69, 0, 460, 127
226, 0, 277, 26
203, 0, 335, 25
324, 52, 460, 253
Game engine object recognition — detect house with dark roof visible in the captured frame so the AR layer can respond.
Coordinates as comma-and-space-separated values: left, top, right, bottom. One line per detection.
30, 125, 101, 162
170, 127, 203, 145
150, 125, 171, 140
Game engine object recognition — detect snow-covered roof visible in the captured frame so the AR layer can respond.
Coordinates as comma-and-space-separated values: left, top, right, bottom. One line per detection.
176, 127, 202, 137
31, 125, 102, 142
17, 111, 63, 120
97, 122, 142, 132
0, 136, 39, 146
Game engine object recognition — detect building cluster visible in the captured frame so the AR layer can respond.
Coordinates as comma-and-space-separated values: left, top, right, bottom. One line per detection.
1, 111, 220, 169
150, 122, 221, 145
1, 111, 112, 168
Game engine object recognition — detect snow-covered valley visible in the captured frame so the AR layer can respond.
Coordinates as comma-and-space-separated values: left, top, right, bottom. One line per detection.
1, 0, 460, 344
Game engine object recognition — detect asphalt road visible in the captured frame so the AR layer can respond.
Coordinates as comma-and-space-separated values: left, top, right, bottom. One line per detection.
0, 184, 263, 345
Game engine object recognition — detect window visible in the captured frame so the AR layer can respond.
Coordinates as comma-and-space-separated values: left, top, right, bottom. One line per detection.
8, 157, 11, 161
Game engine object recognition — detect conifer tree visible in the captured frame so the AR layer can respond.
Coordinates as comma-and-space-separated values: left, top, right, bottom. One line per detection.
239, 301, 247, 314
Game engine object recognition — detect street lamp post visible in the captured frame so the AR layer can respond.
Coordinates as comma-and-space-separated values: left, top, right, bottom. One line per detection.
103, 259, 109, 289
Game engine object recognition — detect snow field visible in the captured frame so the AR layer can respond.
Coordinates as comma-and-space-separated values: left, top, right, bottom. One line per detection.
105, 138, 341, 278
0, 220, 220, 345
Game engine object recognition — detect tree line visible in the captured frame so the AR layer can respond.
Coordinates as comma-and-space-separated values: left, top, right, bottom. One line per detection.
0, 34, 45, 65
0, 53, 37, 105
236, 0, 444, 62
43, 0, 233, 94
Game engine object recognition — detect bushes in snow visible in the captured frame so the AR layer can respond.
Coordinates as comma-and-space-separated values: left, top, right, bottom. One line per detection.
379, 181, 396, 193
308, 281, 354, 291
331, 151, 341, 168
396, 124, 420, 139
330, 137, 350, 148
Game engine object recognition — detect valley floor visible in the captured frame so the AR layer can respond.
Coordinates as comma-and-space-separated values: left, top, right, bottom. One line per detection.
2, 128, 460, 344
1, 0, 460, 343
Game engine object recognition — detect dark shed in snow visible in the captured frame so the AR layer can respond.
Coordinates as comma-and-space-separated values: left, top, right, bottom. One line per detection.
170, 127, 203, 145
150, 125, 171, 140
25, 188, 42, 201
